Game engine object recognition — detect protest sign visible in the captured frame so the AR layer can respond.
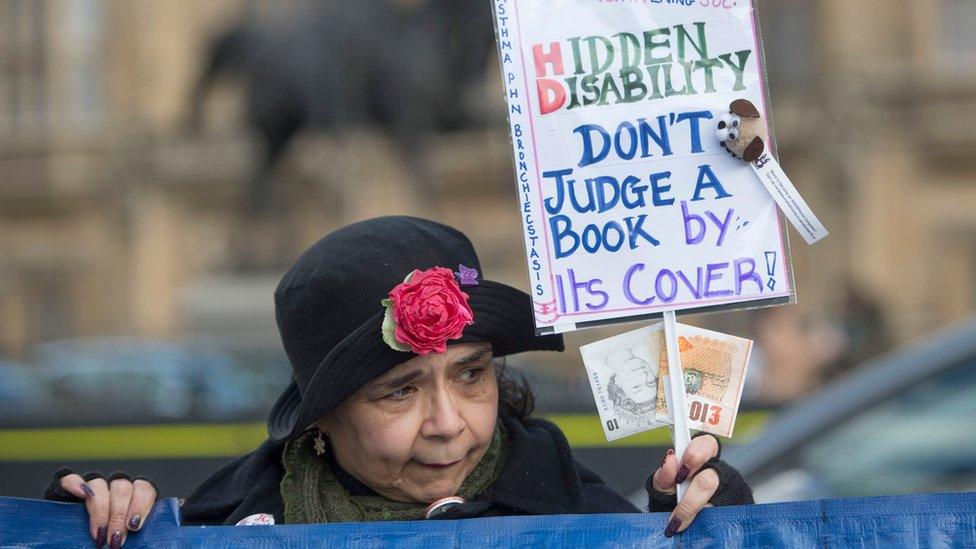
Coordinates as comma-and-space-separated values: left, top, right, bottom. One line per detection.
493, 0, 796, 334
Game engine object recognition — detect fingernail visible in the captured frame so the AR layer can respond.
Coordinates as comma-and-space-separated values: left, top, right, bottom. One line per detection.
128, 514, 141, 529
81, 483, 96, 498
94, 526, 107, 548
661, 449, 674, 467
109, 530, 122, 549
664, 516, 682, 538
675, 464, 690, 484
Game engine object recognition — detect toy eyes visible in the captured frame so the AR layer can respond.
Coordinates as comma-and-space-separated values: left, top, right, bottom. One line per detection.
717, 111, 741, 143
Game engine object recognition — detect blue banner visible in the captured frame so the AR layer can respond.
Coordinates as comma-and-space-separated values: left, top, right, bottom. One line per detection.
1, 492, 974, 547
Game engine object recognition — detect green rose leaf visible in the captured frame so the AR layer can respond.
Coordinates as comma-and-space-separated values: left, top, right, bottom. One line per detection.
381, 298, 412, 353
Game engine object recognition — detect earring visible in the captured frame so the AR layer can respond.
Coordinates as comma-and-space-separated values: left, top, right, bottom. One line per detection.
313, 430, 326, 456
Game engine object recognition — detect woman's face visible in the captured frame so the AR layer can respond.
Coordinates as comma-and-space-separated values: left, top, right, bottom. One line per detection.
318, 342, 498, 503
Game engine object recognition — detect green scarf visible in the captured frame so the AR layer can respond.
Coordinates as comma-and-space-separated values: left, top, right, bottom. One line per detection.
280, 422, 507, 523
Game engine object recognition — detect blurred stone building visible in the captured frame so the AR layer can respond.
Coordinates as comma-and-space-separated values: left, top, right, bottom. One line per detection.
0, 0, 974, 378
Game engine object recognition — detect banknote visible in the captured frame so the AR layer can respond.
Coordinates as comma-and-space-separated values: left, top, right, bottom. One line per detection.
580, 324, 668, 441
654, 325, 753, 438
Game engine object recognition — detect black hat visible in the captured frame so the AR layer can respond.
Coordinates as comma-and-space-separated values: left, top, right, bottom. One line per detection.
267, 216, 564, 442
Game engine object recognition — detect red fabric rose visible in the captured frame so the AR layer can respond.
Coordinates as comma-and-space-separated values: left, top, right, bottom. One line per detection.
382, 267, 474, 355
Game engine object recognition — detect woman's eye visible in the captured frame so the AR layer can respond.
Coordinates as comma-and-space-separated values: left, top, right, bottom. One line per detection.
386, 386, 416, 401
459, 368, 484, 384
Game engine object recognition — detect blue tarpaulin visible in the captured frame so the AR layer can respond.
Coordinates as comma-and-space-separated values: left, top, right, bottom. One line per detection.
1, 492, 974, 547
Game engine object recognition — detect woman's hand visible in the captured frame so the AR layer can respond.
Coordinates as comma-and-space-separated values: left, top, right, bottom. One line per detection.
57, 473, 157, 548
650, 434, 720, 538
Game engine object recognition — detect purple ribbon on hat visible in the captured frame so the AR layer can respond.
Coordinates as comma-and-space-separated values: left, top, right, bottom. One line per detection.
454, 264, 479, 286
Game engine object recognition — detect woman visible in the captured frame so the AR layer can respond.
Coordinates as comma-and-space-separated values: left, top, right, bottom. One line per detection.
47, 217, 753, 547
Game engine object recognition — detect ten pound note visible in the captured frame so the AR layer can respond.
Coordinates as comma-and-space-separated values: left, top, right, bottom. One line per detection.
580, 324, 668, 441
581, 323, 752, 442
654, 325, 752, 438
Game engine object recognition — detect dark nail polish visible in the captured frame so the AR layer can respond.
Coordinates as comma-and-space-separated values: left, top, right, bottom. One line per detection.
109, 530, 122, 549
660, 449, 674, 467
81, 483, 96, 498
94, 526, 107, 548
664, 516, 682, 538
675, 464, 690, 484
128, 515, 141, 530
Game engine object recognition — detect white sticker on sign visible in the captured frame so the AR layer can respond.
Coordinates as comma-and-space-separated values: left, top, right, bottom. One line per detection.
751, 153, 828, 245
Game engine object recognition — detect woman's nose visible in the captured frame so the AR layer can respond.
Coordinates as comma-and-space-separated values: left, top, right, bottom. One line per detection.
421, 389, 466, 440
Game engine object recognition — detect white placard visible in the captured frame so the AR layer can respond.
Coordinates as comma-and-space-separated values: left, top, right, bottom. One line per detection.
493, 0, 795, 334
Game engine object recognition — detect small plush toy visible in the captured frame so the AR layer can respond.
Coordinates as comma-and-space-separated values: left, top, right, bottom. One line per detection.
713, 98, 830, 245
716, 99, 766, 163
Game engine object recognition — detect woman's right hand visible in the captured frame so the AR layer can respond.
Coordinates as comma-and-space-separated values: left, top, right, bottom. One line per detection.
57, 473, 157, 548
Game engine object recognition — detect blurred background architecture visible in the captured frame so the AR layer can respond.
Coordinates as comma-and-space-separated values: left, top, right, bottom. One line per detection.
2, 0, 974, 395
0, 0, 974, 498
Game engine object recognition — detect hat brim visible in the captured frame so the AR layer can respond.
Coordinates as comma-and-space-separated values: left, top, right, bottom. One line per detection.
267, 280, 564, 442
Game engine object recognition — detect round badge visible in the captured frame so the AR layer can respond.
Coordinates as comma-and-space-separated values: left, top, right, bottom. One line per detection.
235, 513, 276, 526
424, 496, 466, 519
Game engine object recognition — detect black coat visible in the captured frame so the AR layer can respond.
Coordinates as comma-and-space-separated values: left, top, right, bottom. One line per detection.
180, 412, 640, 525
45, 413, 752, 524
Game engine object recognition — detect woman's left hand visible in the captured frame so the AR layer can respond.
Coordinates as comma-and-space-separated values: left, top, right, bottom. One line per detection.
650, 434, 720, 538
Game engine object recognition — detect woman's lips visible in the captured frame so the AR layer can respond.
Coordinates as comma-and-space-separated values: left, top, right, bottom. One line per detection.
418, 459, 462, 469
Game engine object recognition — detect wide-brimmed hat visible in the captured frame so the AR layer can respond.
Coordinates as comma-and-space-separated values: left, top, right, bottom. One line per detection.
267, 216, 564, 442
